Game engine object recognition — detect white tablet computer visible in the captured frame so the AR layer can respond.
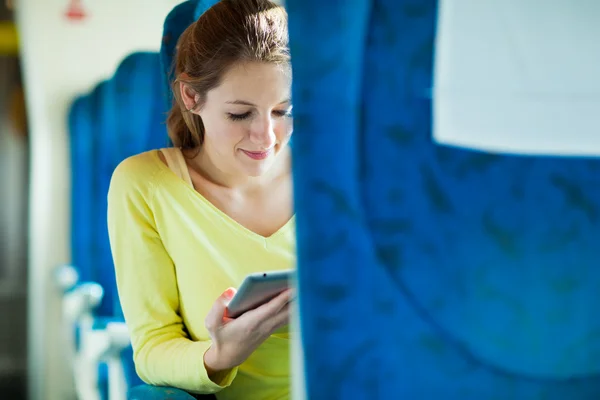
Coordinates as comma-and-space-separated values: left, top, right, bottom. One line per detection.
226, 269, 294, 318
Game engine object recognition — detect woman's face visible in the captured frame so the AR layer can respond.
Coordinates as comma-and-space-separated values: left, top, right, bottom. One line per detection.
192, 62, 293, 179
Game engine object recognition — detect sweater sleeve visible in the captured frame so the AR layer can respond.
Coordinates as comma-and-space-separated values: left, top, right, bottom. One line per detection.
107, 157, 238, 394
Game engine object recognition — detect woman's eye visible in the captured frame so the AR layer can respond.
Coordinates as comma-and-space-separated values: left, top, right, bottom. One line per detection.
227, 112, 252, 121
273, 109, 293, 118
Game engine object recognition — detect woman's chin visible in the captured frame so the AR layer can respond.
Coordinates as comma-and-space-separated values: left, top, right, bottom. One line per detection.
236, 155, 275, 177
242, 163, 272, 178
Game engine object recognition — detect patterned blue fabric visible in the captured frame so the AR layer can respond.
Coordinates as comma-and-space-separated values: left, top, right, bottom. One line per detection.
287, 0, 600, 398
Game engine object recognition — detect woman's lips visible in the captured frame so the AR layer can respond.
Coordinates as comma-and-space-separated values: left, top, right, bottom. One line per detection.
241, 148, 273, 160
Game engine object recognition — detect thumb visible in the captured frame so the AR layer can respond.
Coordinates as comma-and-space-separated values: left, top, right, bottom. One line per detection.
206, 288, 237, 328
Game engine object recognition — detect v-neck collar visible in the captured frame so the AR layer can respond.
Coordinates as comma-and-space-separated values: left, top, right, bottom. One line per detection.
152, 150, 296, 242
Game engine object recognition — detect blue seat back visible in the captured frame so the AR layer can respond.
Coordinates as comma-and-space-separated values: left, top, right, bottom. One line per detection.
70, 80, 113, 291
69, 94, 94, 284
94, 74, 120, 317
287, 0, 600, 398
160, 0, 199, 112
159, 0, 218, 112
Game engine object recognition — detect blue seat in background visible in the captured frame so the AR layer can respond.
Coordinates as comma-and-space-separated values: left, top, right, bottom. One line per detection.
69, 91, 95, 286
159, 0, 217, 111
64, 79, 114, 400
61, 91, 107, 399
69, 80, 112, 298
93, 74, 119, 318
159, 0, 200, 112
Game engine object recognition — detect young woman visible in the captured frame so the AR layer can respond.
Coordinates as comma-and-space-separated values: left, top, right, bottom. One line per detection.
107, 1, 295, 398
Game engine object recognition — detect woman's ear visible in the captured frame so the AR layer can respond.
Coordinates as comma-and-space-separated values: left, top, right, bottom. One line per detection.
179, 79, 201, 112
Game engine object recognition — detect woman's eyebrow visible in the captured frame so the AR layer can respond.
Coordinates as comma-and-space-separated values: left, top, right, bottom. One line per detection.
225, 99, 291, 106
226, 100, 256, 106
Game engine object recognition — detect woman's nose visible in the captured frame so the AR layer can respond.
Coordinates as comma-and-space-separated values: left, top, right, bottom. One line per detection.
249, 116, 276, 148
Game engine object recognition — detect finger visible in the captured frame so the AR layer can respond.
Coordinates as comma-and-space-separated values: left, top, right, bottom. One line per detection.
265, 302, 291, 332
205, 288, 236, 331
258, 288, 295, 317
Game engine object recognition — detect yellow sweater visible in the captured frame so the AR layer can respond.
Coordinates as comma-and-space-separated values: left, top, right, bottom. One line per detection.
107, 150, 295, 400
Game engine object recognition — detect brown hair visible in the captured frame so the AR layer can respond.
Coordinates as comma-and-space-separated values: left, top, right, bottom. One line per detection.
167, 0, 290, 149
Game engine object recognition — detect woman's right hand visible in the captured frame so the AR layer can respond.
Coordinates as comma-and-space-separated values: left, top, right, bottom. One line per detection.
203, 287, 293, 375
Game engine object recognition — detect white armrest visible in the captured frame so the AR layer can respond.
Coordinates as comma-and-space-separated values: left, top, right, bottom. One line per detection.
54, 265, 130, 400
63, 283, 104, 324
106, 322, 130, 400
105, 322, 130, 354
58, 281, 105, 400
76, 321, 131, 400
53, 264, 80, 292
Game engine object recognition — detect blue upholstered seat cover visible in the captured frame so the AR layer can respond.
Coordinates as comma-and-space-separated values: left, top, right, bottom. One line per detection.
286, 0, 600, 398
